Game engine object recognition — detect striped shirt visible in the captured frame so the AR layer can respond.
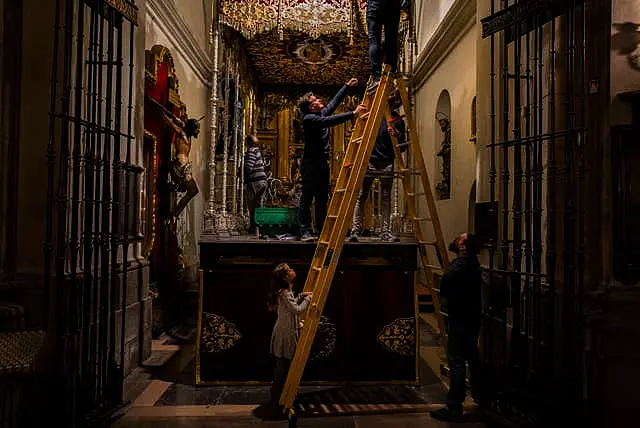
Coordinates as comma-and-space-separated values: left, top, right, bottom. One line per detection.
244, 146, 267, 183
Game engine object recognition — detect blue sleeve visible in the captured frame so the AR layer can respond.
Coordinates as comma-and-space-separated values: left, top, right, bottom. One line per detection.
305, 111, 354, 128
322, 85, 348, 116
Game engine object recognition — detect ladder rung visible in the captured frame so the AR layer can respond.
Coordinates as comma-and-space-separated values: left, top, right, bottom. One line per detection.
327, 214, 338, 219
398, 168, 420, 175
419, 240, 438, 246
360, 112, 370, 121
353, 137, 363, 145
407, 192, 425, 197
318, 240, 329, 246
312, 266, 321, 272
413, 217, 432, 222
335, 188, 346, 193
425, 264, 443, 271
343, 162, 354, 168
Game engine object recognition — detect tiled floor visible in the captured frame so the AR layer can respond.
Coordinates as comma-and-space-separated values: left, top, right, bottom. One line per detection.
112, 314, 486, 427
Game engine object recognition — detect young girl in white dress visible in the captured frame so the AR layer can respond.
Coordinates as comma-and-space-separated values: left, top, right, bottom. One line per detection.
267, 263, 312, 409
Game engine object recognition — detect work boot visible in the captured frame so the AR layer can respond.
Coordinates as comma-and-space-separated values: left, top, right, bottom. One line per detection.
430, 406, 463, 422
300, 231, 314, 242
367, 76, 380, 93
349, 230, 360, 242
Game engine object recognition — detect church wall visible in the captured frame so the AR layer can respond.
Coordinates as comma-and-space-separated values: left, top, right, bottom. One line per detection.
414, 0, 458, 53
145, 0, 212, 283
610, 0, 640, 125
413, 8, 477, 245
599, 1, 640, 423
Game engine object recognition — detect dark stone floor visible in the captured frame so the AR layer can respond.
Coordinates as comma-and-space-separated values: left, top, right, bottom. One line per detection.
112, 316, 486, 427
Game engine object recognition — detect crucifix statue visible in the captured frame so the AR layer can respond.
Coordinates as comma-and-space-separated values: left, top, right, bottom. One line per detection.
156, 104, 201, 224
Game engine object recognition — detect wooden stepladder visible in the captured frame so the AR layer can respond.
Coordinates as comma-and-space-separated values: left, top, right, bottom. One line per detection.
280, 66, 450, 425
383, 77, 450, 340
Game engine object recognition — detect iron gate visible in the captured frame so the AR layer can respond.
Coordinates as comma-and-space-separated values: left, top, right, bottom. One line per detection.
45, 0, 138, 424
480, 0, 587, 425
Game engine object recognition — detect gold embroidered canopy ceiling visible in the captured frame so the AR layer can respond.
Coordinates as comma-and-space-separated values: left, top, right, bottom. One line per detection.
220, 0, 367, 40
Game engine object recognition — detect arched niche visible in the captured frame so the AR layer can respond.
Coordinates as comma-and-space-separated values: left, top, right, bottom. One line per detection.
435, 90, 451, 200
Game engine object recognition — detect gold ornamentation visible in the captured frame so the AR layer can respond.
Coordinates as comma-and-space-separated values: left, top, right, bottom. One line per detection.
245, 29, 369, 86
292, 38, 338, 65
142, 131, 158, 259
310, 316, 337, 361
0, 331, 45, 375
105, 0, 138, 26
200, 312, 243, 353
145, 45, 174, 88
376, 317, 416, 357
220, 0, 366, 40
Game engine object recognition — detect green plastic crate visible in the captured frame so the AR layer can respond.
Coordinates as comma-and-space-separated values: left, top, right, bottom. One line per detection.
254, 208, 298, 233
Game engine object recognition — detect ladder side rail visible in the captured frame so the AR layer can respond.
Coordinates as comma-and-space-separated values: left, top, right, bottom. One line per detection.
281, 99, 368, 401
280, 71, 394, 409
282, 84, 377, 394
383, 103, 448, 340
396, 79, 450, 270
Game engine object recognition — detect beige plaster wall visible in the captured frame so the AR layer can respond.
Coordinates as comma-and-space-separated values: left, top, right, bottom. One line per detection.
611, 0, 640, 97
174, 0, 211, 51
611, 0, 640, 126
145, 10, 210, 281
414, 24, 477, 244
415, 0, 456, 52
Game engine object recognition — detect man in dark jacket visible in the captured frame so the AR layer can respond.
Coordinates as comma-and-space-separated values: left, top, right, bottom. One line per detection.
349, 91, 406, 242
431, 232, 483, 422
297, 78, 366, 241
243, 135, 268, 234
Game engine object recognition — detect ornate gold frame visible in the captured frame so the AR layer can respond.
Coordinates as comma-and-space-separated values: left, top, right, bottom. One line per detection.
142, 131, 158, 259
145, 45, 187, 118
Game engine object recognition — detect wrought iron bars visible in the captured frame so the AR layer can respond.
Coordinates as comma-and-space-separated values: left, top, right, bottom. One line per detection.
481, 0, 587, 423
44, 0, 138, 423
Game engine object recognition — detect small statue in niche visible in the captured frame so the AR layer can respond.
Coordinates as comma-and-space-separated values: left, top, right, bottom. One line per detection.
435, 112, 451, 200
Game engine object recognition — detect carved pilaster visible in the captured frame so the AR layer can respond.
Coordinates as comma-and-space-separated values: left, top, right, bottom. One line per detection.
204, 23, 220, 233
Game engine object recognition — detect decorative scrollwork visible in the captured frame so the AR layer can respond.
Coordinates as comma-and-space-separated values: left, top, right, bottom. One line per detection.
310, 316, 337, 361
200, 313, 242, 353
376, 317, 416, 357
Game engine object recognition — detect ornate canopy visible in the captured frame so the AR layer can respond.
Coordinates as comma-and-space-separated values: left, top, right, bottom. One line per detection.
218, 0, 370, 86
219, 0, 367, 40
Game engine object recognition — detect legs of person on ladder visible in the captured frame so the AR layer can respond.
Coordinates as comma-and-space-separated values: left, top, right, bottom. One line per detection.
349, 168, 375, 241
378, 164, 398, 242
366, 0, 402, 91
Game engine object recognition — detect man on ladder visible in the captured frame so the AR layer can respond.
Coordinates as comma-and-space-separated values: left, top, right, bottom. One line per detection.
278, 64, 453, 427
349, 89, 406, 242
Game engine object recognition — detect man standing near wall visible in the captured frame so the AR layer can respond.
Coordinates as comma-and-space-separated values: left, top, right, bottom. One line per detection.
431, 232, 483, 421
297, 79, 366, 242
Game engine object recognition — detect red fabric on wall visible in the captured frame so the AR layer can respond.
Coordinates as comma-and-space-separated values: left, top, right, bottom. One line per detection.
144, 62, 171, 278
